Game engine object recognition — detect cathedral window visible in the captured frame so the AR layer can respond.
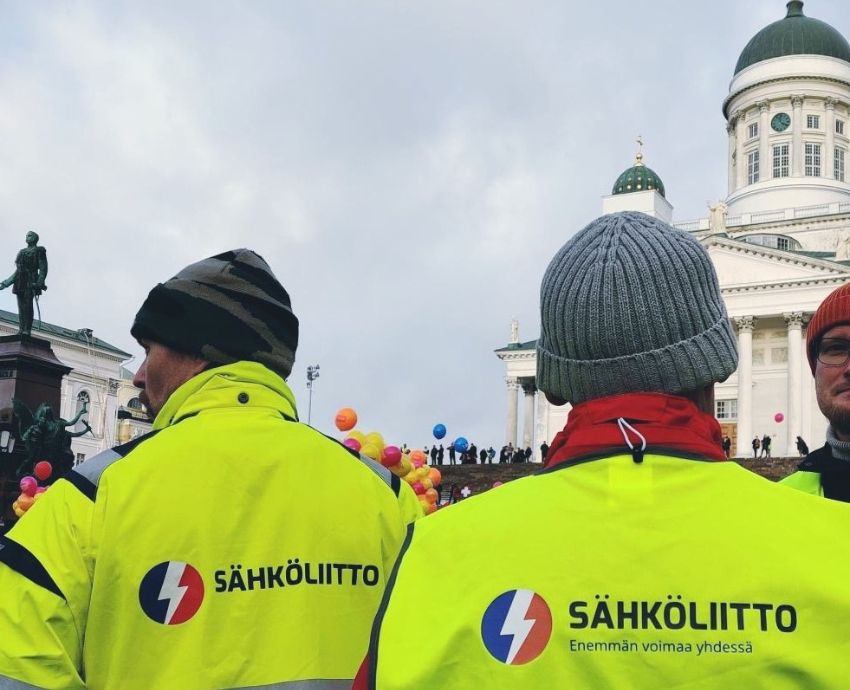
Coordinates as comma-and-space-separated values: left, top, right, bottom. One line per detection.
748, 123, 758, 139
806, 115, 820, 129
747, 150, 759, 184
715, 400, 738, 421
836, 147, 846, 182
805, 143, 821, 177
772, 144, 789, 178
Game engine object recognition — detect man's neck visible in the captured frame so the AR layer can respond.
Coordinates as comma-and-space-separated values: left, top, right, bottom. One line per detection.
826, 426, 850, 462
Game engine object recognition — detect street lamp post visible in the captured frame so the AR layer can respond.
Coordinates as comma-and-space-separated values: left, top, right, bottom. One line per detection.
306, 364, 320, 425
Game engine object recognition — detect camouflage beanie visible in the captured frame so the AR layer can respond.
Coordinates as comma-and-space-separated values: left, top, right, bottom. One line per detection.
131, 249, 298, 379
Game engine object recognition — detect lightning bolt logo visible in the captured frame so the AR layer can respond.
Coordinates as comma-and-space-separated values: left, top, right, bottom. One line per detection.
500, 589, 537, 664
139, 561, 205, 625
158, 561, 189, 624
481, 589, 553, 665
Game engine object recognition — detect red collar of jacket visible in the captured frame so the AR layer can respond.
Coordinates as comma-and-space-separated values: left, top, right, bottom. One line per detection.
544, 392, 727, 469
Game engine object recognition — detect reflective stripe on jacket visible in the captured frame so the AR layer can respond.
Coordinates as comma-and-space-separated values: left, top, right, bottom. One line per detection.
0, 362, 421, 690
368, 394, 850, 688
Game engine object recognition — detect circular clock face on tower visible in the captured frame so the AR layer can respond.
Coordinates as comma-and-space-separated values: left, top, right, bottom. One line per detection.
771, 112, 791, 132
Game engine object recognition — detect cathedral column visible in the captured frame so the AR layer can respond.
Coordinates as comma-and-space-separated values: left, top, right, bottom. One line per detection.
535, 390, 549, 462
826, 97, 837, 179
791, 95, 804, 177
522, 381, 535, 450
801, 317, 813, 446
505, 377, 519, 448
727, 116, 738, 194
757, 101, 770, 179
735, 111, 746, 190
734, 316, 756, 457
784, 312, 805, 456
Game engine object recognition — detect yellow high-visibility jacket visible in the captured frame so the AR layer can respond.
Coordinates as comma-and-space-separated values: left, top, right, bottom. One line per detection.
370, 452, 850, 688
0, 362, 421, 690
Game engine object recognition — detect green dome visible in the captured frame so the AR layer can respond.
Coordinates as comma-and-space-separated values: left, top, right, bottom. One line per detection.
734, 1, 850, 75
612, 156, 666, 198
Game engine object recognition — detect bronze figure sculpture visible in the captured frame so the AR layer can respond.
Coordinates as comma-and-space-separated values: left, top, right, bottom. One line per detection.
12, 399, 91, 478
0, 231, 48, 336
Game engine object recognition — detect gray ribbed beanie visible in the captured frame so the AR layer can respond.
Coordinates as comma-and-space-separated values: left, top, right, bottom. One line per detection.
536, 211, 738, 404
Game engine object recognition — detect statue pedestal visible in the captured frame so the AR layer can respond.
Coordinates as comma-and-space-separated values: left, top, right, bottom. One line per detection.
0, 335, 71, 532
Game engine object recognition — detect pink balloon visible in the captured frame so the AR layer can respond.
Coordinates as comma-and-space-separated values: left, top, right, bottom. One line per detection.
19, 476, 37, 497
342, 437, 361, 452
492, 481, 503, 488
381, 445, 402, 468
35, 487, 48, 495
774, 413, 785, 423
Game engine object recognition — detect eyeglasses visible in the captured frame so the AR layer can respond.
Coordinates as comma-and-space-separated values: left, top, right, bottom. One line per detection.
817, 338, 850, 366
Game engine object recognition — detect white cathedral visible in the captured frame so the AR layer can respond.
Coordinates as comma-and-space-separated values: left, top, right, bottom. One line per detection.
498, 0, 850, 460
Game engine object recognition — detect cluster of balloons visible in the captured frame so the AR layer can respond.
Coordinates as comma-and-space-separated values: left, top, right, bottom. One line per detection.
12, 461, 52, 518
336, 408, 444, 515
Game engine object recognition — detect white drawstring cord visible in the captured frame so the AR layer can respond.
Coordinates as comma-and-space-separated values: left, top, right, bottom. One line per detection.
617, 417, 647, 464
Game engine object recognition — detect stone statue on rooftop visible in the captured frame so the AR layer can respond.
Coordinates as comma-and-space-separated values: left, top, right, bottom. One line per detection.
0, 231, 48, 337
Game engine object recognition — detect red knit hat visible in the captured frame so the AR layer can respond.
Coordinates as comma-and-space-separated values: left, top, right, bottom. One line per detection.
807, 282, 850, 374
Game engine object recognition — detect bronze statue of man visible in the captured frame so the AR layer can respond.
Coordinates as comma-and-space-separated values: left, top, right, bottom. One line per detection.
0, 231, 48, 336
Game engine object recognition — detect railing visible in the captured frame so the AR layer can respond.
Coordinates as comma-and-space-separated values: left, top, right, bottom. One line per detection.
674, 200, 849, 232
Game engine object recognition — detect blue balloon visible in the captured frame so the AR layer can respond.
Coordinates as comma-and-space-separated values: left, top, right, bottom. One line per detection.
454, 436, 469, 453
433, 423, 447, 440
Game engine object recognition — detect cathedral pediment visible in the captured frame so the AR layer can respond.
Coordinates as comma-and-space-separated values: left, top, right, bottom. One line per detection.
703, 235, 850, 290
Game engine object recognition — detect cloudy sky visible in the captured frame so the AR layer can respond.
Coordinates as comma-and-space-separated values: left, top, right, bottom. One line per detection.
1, 0, 846, 449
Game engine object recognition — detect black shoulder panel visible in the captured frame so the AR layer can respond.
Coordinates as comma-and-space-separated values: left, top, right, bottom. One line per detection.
0, 535, 65, 600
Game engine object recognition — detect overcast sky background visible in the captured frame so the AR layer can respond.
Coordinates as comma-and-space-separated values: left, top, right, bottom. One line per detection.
1, 0, 846, 449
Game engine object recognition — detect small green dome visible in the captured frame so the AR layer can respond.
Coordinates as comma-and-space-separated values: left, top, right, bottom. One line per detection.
734, 1, 850, 75
612, 154, 666, 198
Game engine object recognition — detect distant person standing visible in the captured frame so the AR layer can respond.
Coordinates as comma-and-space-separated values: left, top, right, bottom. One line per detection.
761, 434, 771, 459
722, 435, 732, 459
540, 441, 550, 461
430, 445, 438, 465
479, 448, 488, 464
796, 436, 809, 456
437, 444, 444, 465
752, 436, 760, 458
448, 444, 456, 465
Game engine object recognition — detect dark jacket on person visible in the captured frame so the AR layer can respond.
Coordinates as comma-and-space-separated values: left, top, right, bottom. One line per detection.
781, 444, 850, 503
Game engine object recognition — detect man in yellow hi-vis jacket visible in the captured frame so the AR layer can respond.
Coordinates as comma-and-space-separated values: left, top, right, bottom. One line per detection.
356, 212, 850, 689
0, 249, 421, 690
782, 281, 850, 501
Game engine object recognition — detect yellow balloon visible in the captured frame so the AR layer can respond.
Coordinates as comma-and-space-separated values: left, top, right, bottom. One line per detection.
347, 430, 367, 445
360, 443, 381, 460
395, 456, 412, 476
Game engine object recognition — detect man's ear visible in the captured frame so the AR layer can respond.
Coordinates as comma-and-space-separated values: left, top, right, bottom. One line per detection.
544, 392, 568, 407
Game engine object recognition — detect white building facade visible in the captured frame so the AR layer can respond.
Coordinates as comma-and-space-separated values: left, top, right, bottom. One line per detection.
498, 1, 850, 460
0, 309, 147, 462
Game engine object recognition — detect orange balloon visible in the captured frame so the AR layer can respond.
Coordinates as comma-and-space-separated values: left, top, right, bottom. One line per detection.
16, 494, 34, 512
428, 467, 442, 485
335, 408, 358, 432
409, 449, 426, 464
425, 488, 439, 503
